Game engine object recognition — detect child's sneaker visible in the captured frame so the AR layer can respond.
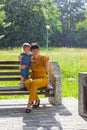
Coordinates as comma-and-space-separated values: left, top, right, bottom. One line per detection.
20, 81, 24, 87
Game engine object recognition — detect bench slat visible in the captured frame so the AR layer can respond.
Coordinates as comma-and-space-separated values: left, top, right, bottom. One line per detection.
0, 77, 20, 81
0, 92, 54, 96
0, 86, 27, 91
0, 66, 19, 70
0, 61, 20, 64
0, 92, 28, 95
0, 86, 50, 91
0, 72, 20, 76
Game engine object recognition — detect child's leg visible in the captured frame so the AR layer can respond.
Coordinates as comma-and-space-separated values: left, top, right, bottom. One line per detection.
21, 76, 26, 82
20, 77, 25, 87
21, 68, 29, 78
20, 69, 28, 87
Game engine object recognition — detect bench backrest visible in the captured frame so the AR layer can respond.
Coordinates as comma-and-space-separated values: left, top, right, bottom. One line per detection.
0, 61, 21, 84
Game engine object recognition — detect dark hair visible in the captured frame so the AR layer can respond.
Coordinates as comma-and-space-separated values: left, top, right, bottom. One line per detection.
30, 43, 40, 51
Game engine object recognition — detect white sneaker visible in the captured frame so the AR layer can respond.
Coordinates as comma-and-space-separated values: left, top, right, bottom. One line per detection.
20, 81, 24, 87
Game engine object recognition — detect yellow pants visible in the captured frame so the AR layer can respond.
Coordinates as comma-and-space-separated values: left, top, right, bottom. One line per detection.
24, 77, 48, 102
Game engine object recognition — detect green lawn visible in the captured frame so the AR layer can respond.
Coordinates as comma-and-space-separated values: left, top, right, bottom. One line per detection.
0, 47, 87, 99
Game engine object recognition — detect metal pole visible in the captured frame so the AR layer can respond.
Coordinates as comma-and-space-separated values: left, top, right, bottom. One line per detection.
46, 25, 50, 50
47, 29, 48, 50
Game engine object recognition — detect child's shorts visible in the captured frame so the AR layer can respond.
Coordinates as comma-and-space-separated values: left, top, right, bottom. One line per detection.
21, 68, 29, 79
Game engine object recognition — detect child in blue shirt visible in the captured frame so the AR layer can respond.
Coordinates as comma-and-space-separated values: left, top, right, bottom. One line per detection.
18, 43, 32, 87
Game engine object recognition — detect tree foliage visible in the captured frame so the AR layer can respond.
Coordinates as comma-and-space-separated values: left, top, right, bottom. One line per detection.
53, 0, 86, 47
0, 0, 61, 48
0, 0, 87, 48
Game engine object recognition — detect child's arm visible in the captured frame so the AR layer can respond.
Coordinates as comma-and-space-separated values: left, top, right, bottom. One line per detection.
18, 54, 23, 70
18, 54, 23, 60
18, 54, 27, 70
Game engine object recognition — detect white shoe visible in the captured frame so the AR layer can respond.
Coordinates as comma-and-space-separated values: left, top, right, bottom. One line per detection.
20, 81, 24, 87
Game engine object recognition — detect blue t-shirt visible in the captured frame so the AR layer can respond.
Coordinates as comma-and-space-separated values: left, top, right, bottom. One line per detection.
20, 53, 32, 66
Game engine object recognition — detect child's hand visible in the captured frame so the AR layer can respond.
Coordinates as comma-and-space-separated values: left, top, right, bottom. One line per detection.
18, 55, 23, 60
19, 65, 27, 70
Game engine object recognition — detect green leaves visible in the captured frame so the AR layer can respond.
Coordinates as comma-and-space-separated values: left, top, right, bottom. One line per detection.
0, 0, 87, 48
0, 0, 61, 48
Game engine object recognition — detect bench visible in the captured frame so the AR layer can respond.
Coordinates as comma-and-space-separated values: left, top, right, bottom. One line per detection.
0, 60, 62, 105
78, 72, 87, 116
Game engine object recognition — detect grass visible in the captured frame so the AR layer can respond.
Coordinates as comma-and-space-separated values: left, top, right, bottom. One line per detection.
0, 47, 87, 99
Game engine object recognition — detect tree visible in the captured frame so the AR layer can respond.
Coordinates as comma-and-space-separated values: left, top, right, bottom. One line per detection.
0, 0, 61, 48
53, 0, 86, 47
75, 12, 87, 47
1, 0, 47, 48
0, 3, 5, 39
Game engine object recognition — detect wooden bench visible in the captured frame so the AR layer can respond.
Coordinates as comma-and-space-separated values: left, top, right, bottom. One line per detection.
0, 60, 62, 105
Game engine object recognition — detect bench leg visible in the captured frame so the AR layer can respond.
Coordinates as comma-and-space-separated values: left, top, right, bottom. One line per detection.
48, 76, 62, 105
48, 62, 62, 105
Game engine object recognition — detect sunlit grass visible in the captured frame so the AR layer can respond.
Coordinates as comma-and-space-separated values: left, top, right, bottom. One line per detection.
0, 47, 87, 99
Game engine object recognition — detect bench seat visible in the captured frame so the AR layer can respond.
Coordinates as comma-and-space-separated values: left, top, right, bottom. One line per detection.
0, 85, 54, 96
